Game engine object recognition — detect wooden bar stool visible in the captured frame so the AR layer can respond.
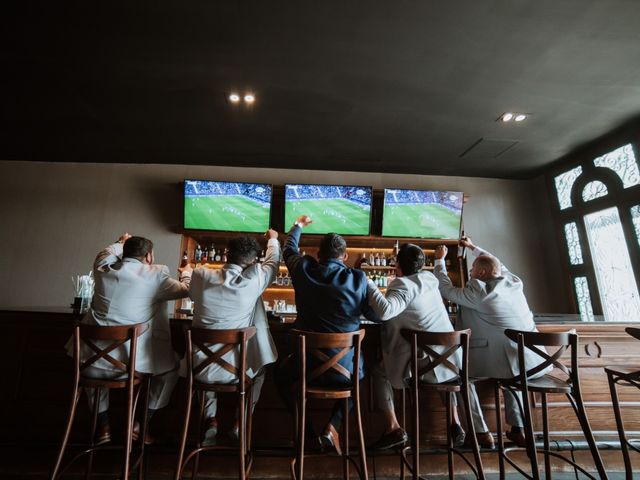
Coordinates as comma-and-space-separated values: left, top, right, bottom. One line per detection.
399, 329, 485, 480
605, 327, 640, 480
290, 329, 368, 480
495, 329, 608, 480
50, 322, 151, 480
175, 326, 257, 480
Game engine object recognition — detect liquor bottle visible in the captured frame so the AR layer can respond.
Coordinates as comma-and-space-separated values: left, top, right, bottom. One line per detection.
355, 252, 367, 269
283, 274, 290, 287
194, 244, 202, 262
214, 249, 221, 262
369, 252, 375, 265
209, 244, 216, 263
388, 240, 399, 267
457, 230, 466, 258
276, 272, 283, 286
221, 250, 227, 262
202, 246, 208, 263
181, 251, 189, 268
381, 254, 387, 267
374, 253, 380, 266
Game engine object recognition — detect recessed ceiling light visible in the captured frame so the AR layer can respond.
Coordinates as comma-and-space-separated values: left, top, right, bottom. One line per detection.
515, 114, 527, 122
244, 94, 255, 104
501, 112, 514, 122
229, 93, 240, 103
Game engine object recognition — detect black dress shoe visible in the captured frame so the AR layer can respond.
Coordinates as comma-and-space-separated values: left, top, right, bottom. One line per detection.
506, 427, 527, 448
320, 424, 342, 456
465, 431, 495, 450
369, 428, 408, 450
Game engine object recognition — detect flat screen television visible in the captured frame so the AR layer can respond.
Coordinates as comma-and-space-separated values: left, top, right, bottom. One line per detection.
382, 189, 463, 239
183, 180, 272, 233
284, 184, 373, 235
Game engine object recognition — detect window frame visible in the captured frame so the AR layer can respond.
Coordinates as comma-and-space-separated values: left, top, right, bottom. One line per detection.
547, 142, 640, 320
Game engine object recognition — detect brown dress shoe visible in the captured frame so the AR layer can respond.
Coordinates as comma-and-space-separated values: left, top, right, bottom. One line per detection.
94, 424, 111, 446
506, 427, 527, 448
320, 424, 342, 456
369, 428, 408, 450
465, 431, 495, 450
131, 420, 155, 445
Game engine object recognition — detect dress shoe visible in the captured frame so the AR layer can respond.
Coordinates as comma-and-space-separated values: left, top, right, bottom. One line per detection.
202, 417, 218, 446
131, 421, 155, 445
465, 431, 495, 450
369, 428, 408, 450
450, 423, 465, 447
506, 427, 527, 448
320, 423, 342, 456
94, 423, 111, 446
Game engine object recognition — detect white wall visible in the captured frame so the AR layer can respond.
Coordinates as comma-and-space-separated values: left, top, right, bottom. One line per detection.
0, 161, 568, 312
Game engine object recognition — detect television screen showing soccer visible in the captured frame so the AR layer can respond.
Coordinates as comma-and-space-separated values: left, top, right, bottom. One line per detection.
183, 180, 272, 232
284, 184, 372, 235
382, 189, 463, 239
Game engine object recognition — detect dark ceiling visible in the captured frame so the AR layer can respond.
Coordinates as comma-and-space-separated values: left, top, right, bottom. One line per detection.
2, 1, 640, 179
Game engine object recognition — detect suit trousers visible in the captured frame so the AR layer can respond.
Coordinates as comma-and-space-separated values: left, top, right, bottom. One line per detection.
202, 370, 265, 419
83, 366, 179, 414
462, 376, 544, 432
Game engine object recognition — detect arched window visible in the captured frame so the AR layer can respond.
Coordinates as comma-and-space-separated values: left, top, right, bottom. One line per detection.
552, 143, 640, 321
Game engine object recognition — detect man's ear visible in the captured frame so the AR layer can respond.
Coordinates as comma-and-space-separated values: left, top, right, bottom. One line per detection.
343, 252, 349, 262
145, 252, 153, 265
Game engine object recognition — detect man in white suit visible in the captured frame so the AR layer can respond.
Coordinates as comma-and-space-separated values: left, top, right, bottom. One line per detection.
434, 237, 550, 448
189, 230, 279, 445
75, 233, 192, 444
366, 243, 464, 450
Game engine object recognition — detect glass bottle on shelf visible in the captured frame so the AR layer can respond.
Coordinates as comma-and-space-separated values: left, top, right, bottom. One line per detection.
222, 249, 227, 263
381, 254, 387, 267
209, 244, 216, 263
374, 253, 380, 266
194, 244, 202, 263
214, 248, 221, 262
369, 252, 375, 265
202, 246, 209, 262
181, 251, 189, 267
283, 273, 290, 287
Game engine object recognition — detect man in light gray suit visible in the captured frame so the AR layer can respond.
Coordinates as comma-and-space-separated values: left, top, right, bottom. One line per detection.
366, 244, 464, 450
73, 233, 192, 444
434, 237, 550, 448
189, 229, 279, 445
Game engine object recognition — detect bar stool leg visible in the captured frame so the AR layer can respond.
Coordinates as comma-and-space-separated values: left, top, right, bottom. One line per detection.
123, 376, 137, 480
51, 385, 82, 480
570, 389, 608, 480
343, 398, 350, 480
239, 391, 246, 480
296, 394, 306, 480
86, 388, 101, 480
246, 386, 254, 475
607, 371, 632, 480
191, 391, 206, 480
519, 387, 540, 480
446, 393, 454, 480
354, 388, 368, 480
399, 389, 406, 480
411, 384, 419, 480
494, 383, 505, 480
541, 393, 551, 480
137, 376, 151, 480
175, 382, 193, 480
462, 385, 484, 480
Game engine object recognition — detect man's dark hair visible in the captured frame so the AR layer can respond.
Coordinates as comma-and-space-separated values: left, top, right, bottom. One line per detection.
397, 243, 424, 276
227, 236, 261, 266
318, 232, 347, 260
123, 236, 154, 259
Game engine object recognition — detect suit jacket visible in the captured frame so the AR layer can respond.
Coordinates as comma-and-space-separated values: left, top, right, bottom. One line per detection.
367, 271, 460, 388
284, 225, 378, 380
434, 246, 551, 380
188, 239, 279, 382
70, 242, 191, 375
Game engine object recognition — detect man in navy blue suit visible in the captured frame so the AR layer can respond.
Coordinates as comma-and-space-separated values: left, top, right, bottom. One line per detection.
274, 215, 378, 453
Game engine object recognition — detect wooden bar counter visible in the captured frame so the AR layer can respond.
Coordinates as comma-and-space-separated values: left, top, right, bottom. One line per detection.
2, 308, 639, 476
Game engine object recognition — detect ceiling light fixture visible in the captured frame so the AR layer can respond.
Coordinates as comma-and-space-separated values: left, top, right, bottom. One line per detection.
229, 93, 241, 103
501, 112, 514, 122
514, 114, 527, 122
244, 94, 255, 104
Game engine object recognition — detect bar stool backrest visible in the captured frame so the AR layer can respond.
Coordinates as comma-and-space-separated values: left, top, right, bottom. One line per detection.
290, 329, 365, 386
74, 322, 150, 377
186, 326, 257, 390
504, 328, 577, 382
626, 327, 640, 341
401, 329, 470, 383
